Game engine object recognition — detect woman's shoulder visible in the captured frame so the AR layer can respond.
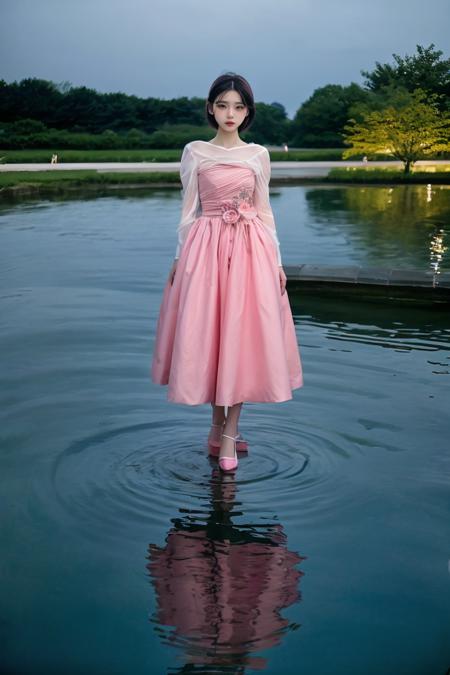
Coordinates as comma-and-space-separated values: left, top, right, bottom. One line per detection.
254, 144, 270, 155
187, 139, 267, 152
182, 140, 267, 171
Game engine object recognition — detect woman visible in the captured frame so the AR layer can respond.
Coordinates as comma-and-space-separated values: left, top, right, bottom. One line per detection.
151, 72, 303, 472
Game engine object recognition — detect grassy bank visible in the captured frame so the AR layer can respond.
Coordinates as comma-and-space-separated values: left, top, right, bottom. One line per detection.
1, 165, 449, 199
1, 147, 374, 163
0, 149, 182, 163
327, 166, 450, 184
0, 170, 180, 198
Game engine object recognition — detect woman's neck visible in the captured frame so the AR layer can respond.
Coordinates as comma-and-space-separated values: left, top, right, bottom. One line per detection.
209, 132, 246, 148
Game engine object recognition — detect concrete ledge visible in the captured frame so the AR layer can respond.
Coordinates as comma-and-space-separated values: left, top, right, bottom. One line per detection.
285, 264, 450, 305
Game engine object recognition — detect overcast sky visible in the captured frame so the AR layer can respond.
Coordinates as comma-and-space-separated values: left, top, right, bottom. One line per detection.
1, 0, 448, 119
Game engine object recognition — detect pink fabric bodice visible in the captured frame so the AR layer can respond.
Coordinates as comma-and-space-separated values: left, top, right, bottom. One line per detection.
174, 140, 283, 265
198, 164, 257, 220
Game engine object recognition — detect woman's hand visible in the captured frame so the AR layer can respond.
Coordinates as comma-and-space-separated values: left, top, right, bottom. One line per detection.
169, 259, 178, 286
279, 265, 286, 295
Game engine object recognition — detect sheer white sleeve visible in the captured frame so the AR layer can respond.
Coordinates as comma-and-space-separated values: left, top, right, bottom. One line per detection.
174, 143, 199, 260
254, 148, 283, 267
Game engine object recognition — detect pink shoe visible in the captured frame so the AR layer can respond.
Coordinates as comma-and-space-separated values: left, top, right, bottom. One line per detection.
218, 434, 238, 472
208, 423, 248, 456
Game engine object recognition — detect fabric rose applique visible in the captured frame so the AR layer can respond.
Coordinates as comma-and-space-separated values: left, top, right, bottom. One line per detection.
220, 187, 257, 224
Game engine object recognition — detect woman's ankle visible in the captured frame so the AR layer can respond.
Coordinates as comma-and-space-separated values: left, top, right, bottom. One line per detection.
212, 417, 225, 426
211, 403, 225, 426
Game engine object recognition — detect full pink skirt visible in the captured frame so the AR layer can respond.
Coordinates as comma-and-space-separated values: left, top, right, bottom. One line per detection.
151, 215, 303, 406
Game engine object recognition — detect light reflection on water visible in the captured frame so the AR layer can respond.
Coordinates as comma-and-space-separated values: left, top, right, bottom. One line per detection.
1, 188, 449, 675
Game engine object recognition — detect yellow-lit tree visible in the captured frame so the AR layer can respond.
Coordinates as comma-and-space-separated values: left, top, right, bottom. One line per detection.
342, 88, 450, 174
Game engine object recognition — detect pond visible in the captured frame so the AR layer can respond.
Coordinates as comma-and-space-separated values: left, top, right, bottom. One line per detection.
1, 184, 449, 675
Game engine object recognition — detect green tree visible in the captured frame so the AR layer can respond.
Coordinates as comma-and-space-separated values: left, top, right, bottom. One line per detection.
291, 83, 369, 147
57, 85, 102, 131
361, 43, 450, 111
126, 127, 147, 147
0, 77, 62, 124
342, 88, 450, 174
11, 118, 48, 134
249, 102, 290, 145
100, 129, 120, 148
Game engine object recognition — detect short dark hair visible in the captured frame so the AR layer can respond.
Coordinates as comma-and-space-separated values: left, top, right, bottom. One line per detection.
205, 72, 255, 132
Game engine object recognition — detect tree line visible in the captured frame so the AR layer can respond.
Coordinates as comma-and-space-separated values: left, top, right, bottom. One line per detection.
0, 43, 449, 153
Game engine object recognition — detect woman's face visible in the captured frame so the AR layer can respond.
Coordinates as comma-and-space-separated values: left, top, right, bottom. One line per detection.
210, 90, 248, 132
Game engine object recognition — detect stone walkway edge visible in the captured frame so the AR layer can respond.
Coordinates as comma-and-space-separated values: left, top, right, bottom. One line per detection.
285, 264, 450, 301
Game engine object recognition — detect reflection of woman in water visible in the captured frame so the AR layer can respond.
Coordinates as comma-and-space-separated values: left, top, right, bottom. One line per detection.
151, 72, 303, 473
147, 470, 306, 671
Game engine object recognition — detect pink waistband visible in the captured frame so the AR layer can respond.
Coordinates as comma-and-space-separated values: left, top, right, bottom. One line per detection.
201, 210, 223, 217
201, 210, 255, 220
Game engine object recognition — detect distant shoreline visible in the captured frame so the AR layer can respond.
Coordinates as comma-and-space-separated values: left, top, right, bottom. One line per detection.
1, 159, 449, 173
1, 161, 449, 199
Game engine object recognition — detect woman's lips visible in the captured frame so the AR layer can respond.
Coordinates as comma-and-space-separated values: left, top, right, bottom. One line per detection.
226, 122, 235, 126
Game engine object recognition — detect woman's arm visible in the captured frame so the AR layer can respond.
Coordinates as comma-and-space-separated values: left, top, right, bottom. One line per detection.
253, 147, 283, 268
174, 143, 199, 261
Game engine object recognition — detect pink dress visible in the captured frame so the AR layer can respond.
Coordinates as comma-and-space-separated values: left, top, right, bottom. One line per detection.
151, 140, 303, 406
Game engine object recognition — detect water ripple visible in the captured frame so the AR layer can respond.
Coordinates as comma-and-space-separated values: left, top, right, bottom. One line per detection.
48, 418, 356, 542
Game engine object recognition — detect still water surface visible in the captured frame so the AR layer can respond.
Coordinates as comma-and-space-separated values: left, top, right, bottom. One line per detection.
1, 185, 449, 674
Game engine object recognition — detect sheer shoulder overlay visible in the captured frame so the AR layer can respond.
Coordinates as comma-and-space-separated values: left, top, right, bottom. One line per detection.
174, 140, 283, 266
